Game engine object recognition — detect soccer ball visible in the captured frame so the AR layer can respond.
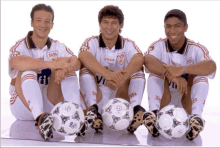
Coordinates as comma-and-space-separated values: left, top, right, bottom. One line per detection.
156, 105, 189, 139
101, 98, 133, 131
51, 101, 85, 136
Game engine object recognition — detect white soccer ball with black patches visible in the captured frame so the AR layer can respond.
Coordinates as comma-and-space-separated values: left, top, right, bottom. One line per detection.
51, 101, 85, 136
156, 105, 189, 139
101, 98, 133, 131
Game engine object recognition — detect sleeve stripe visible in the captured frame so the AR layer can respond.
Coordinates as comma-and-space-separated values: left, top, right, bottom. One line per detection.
80, 36, 97, 52
10, 38, 25, 53
188, 41, 211, 60
65, 46, 74, 56
123, 38, 142, 53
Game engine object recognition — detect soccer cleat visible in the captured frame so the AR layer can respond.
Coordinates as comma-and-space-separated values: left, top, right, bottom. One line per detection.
127, 105, 146, 133
76, 104, 103, 136
142, 110, 160, 137
35, 112, 54, 141
186, 114, 205, 140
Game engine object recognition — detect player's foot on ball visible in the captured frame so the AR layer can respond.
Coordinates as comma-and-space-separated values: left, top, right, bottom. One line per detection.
76, 104, 103, 136
127, 105, 146, 133
142, 110, 160, 137
186, 114, 205, 140
35, 112, 54, 141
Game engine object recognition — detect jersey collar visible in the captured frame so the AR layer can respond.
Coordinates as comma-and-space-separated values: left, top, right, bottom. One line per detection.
167, 37, 187, 54
25, 31, 52, 49
98, 33, 123, 50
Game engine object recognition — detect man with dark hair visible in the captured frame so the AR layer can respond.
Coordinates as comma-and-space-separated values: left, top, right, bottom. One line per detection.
143, 9, 216, 140
9, 3, 81, 141
77, 5, 146, 136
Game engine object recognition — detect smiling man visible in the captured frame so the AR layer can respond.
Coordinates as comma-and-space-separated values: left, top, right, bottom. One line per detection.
77, 5, 146, 136
9, 4, 81, 141
143, 9, 216, 140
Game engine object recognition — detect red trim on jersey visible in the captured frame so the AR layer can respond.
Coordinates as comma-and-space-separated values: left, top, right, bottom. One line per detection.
10, 91, 18, 105
188, 40, 211, 60
144, 38, 166, 56
65, 46, 74, 56
80, 36, 98, 52
10, 38, 25, 53
21, 74, 37, 84
193, 77, 209, 85
123, 38, 142, 53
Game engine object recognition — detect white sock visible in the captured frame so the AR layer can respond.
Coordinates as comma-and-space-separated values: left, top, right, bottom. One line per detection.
147, 73, 164, 111
61, 71, 80, 106
129, 71, 145, 107
79, 68, 97, 107
191, 76, 209, 116
21, 71, 44, 119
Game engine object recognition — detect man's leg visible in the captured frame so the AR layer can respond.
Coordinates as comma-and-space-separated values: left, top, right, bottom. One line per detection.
142, 73, 165, 137
185, 75, 208, 140
15, 70, 53, 141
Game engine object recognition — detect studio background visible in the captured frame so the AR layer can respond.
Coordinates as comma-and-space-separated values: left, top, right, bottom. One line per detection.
1, 1, 220, 123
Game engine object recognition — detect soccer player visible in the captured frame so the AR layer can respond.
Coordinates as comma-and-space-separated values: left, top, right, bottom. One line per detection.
77, 5, 146, 136
143, 9, 216, 140
9, 4, 81, 141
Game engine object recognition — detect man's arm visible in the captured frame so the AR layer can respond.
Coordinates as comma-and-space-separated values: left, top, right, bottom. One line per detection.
163, 60, 216, 79
9, 55, 70, 72
144, 54, 165, 75
78, 51, 125, 86
123, 53, 144, 80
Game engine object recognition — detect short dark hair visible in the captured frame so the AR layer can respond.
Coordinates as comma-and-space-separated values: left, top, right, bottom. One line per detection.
30, 4, 54, 22
98, 5, 124, 33
164, 9, 187, 25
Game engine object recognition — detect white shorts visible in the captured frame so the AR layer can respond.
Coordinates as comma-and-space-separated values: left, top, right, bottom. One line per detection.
10, 85, 54, 120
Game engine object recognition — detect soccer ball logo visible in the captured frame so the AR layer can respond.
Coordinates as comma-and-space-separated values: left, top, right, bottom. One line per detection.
156, 105, 189, 139
101, 98, 133, 131
51, 101, 84, 136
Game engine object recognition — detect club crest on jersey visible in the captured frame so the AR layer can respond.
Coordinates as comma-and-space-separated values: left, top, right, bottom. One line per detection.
116, 52, 125, 65
46, 50, 58, 61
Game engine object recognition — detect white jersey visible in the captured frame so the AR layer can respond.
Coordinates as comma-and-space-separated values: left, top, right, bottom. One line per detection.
79, 34, 142, 86
144, 38, 216, 79
9, 31, 76, 92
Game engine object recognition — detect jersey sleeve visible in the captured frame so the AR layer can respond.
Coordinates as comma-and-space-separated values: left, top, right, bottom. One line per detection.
79, 37, 97, 57
195, 45, 216, 79
145, 42, 162, 61
58, 43, 75, 58
125, 40, 142, 62
9, 40, 27, 79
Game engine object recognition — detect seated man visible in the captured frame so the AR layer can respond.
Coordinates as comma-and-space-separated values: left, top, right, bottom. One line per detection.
143, 9, 216, 140
77, 5, 146, 136
9, 4, 81, 141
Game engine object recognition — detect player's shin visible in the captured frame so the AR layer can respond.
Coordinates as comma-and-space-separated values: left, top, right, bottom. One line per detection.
61, 71, 80, 105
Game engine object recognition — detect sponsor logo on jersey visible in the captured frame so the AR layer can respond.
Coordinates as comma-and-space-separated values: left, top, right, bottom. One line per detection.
46, 50, 58, 61
116, 52, 125, 65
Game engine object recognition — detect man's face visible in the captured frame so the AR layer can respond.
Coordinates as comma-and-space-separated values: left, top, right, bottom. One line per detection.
164, 17, 188, 46
99, 16, 123, 40
31, 10, 53, 39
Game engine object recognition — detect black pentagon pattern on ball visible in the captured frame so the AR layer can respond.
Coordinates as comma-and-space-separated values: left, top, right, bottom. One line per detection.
109, 124, 116, 130
172, 118, 181, 128
165, 109, 174, 117
73, 103, 79, 109
58, 127, 67, 134
156, 122, 162, 130
122, 111, 130, 120
60, 115, 70, 124
112, 115, 121, 124
157, 112, 163, 120
72, 111, 80, 121
68, 132, 76, 136
164, 129, 172, 136
183, 119, 189, 127
112, 99, 121, 104
105, 105, 112, 114
69, 121, 77, 129
53, 106, 60, 115
123, 102, 129, 109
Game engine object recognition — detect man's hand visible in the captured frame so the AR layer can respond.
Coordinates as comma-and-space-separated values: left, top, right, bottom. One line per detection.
105, 80, 118, 90
172, 77, 187, 95
163, 63, 184, 80
106, 70, 126, 87
54, 69, 68, 84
